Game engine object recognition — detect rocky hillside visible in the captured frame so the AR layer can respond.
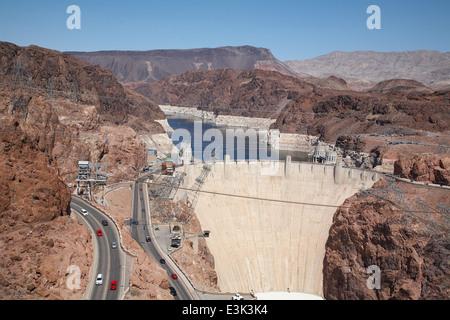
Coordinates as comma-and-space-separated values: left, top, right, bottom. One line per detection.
302, 76, 350, 91
68, 46, 298, 84
0, 41, 166, 182
278, 88, 449, 144
323, 177, 449, 300
135, 68, 449, 147
394, 154, 450, 186
368, 79, 434, 94
135, 68, 314, 118
0, 41, 169, 299
0, 117, 92, 299
285, 50, 450, 91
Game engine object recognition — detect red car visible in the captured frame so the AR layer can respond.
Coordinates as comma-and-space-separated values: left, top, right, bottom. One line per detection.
171, 273, 178, 280
97, 229, 102, 237
110, 280, 117, 290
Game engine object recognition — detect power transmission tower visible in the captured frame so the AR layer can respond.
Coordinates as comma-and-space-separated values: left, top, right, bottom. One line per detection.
13, 55, 25, 88
361, 176, 416, 226
437, 140, 448, 154
47, 78, 54, 101
70, 82, 79, 103
184, 164, 211, 210
10, 55, 29, 121
75, 161, 108, 201
173, 163, 211, 223
413, 199, 440, 239
362, 176, 450, 240
27, 75, 33, 95
149, 173, 185, 223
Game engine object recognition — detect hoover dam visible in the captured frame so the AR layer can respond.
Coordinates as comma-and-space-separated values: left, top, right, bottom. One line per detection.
178, 157, 380, 297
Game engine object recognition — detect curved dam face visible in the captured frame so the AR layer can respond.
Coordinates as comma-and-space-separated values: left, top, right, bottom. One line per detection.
179, 158, 380, 296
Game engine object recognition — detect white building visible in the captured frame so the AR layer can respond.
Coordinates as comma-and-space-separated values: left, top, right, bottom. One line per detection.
312, 146, 337, 165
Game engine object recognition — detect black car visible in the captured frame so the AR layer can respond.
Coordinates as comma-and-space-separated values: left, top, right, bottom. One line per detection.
160, 259, 165, 264
102, 220, 108, 226
169, 287, 177, 296
145, 236, 151, 242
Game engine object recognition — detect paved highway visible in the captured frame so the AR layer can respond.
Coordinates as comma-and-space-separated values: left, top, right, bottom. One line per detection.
71, 197, 122, 300
130, 181, 195, 300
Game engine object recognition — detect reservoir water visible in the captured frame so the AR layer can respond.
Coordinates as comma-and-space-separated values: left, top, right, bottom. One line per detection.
166, 114, 309, 162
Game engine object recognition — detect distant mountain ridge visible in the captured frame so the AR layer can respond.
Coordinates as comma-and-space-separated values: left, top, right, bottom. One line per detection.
285, 50, 450, 90
68, 46, 298, 84
368, 79, 433, 94
135, 68, 449, 144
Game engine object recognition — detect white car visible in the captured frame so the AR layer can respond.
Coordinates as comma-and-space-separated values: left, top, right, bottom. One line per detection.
232, 293, 244, 300
80, 209, 88, 216
95, 274, 103, 285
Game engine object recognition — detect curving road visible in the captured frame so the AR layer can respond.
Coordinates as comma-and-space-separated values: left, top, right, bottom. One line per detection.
69, 178, 196, 300
71, 197, 123, 300
130, 181, 195, 300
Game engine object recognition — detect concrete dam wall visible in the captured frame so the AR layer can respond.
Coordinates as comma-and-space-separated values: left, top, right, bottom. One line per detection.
179, 157, 380, 297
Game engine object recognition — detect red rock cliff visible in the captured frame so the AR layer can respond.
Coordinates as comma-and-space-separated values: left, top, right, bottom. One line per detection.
323, 178, 449, 300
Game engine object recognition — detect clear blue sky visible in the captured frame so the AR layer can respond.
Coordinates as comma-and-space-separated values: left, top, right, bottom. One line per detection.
1, 0, 449, 60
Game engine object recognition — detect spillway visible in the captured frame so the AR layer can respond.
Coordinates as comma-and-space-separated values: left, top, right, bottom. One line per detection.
179, 157, 380, 297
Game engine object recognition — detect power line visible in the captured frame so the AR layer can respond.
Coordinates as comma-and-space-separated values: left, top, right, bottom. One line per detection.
144, 180, 445, 214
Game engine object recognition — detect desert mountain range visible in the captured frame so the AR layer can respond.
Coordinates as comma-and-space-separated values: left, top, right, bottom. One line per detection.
70, 46, 450, 92
285, 50, 450, 91
69, 46, 298, 84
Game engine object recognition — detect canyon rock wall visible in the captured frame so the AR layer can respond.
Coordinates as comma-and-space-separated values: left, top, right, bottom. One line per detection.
323, 178, 449, 300
0, 42, 170, 299
0, 117, 93, 299
394, 154, 450, 186
0, 41, 166, 183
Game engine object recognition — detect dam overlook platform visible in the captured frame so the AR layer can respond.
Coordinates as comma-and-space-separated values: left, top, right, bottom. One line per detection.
178, 156, 380, 297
